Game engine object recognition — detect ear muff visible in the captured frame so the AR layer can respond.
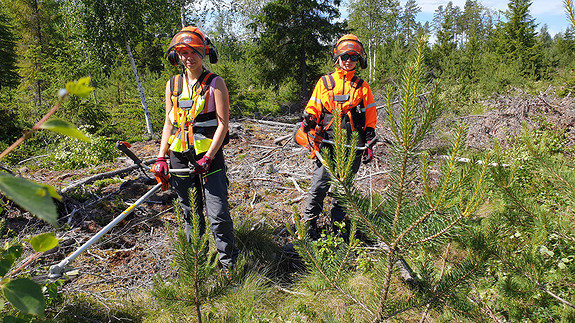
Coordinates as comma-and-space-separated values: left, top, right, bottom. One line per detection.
167, 50, 180, 66
206, 37, 219, 64
359, 56, 367, 69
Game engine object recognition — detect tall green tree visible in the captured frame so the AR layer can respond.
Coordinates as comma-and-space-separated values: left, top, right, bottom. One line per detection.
250, 0, 345, 100
3, 0, 67, 111
0, 5, 18, 90
494, 0, 542, 78
399, 0, 421, 44
432, 2, 459, 59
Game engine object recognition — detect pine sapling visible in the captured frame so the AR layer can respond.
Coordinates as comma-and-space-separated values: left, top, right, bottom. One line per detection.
152, 188, 220, 323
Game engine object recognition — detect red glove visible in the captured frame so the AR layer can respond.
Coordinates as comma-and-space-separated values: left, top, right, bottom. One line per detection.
362, 147, 373, 164
152, 157, 170, 191
193, 155, 212, 174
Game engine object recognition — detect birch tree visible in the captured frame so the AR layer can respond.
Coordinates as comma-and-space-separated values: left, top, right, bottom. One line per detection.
81, 0, 178, 136
348, 0, 401, 83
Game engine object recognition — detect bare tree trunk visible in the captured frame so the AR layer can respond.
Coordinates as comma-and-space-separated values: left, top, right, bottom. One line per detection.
300, 39, 307, 100
180, 2, 187, 27
126, 40, 153, 137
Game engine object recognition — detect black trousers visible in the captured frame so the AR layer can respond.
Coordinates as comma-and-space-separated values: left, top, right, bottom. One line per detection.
169, 148, 237, 267
302, 150, 362, 235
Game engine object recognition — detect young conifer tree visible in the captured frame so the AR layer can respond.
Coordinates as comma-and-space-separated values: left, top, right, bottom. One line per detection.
484, 125, 575, 320
152, 188, 222, 323
290, 36, 493, 321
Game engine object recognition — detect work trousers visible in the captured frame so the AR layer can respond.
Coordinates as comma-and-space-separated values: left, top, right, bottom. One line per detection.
169, 148, 237, 268
302, 150, 362, 238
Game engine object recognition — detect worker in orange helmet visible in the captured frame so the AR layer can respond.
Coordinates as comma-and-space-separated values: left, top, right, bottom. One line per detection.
153, 26, 238, 271
301, 34, 377, 240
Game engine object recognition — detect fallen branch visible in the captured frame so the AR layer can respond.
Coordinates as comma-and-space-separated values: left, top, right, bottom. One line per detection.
539, 284, 575, 309
248, 119, 295, 128
437, 155, 509, 167
274, 133, 293, 145
61, 158, 155, 193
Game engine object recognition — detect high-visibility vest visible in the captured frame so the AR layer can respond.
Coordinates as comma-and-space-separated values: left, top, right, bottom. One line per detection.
168, 71, 218, 155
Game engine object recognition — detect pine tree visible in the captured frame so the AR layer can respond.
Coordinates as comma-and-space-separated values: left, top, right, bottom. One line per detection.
152, 188, 223, 323
494, 0, 542, 78
250, 0, 344, 100
484, 125, 575, 320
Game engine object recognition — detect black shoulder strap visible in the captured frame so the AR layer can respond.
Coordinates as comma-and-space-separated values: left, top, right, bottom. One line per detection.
199, 72, 217, 96
170, 74, 184, 97
350, 75, 364, 89
321, 73, 335, 91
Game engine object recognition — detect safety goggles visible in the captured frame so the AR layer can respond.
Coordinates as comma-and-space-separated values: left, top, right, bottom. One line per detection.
341, 54, 359, 62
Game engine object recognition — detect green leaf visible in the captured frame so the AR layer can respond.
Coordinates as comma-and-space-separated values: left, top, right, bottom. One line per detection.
40, 118, 91, 142
65, 77, 94, 98
27, 232, 58, 252
2, 315, 27, 323
0, 174, 59, 227
2, 278, 45, 316
0, 245, 23, 276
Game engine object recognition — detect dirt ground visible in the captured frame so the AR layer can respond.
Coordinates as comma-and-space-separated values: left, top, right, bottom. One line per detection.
2, 88, 574, 318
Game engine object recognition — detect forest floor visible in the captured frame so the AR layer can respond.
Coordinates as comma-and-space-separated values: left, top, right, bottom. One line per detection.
2, 87, 575, 320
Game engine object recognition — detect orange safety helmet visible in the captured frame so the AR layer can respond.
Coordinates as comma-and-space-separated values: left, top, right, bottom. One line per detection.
166, 26, 219, 66
332, 34, 367, 69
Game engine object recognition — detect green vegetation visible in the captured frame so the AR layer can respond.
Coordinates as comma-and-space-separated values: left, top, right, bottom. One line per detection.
1, 0, 575, 321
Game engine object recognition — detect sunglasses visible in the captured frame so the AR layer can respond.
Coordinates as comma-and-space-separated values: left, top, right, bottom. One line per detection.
341, 54, 359, 62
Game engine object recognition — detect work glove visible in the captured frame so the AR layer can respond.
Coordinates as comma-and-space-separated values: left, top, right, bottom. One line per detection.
362, 146, 374, 164
193, 155, 212, 174
302, 111, 317, 133
362, 127, 376, 164
152, 157, 170, 191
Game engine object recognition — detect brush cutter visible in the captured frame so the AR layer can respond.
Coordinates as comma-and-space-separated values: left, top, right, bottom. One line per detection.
49, 141, 194, 279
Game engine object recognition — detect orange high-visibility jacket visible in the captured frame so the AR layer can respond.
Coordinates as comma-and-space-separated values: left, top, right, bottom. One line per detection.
304, 68, 377, 132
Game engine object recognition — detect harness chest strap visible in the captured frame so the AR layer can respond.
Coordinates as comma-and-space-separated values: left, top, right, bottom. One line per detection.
189, 72, 213, 147
171, 75, 190, 151
169, 72, 217, 153
320, 73, 364, 131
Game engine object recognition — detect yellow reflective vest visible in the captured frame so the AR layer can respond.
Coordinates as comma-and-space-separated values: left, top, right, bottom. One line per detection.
168, 71, 219, 155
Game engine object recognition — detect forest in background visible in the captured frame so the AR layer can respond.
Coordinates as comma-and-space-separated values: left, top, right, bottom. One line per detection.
1, 0, 575, 322
0, 0, 574, 167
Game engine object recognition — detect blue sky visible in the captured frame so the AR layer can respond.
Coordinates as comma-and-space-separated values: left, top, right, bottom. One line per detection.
411, 0, 572, 36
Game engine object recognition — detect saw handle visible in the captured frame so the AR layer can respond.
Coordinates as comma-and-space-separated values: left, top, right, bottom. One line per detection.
366, 136, 379, 149
116, 141, 143, 166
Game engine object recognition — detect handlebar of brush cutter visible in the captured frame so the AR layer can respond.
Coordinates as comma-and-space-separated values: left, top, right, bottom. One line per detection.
116, 141, 195, 173
320, 136, 379, 150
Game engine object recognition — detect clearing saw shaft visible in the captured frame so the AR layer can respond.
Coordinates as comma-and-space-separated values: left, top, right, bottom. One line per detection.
49, 141, 194, 279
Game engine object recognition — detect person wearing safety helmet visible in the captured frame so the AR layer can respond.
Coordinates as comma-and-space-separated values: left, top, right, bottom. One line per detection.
154, 26, 238, 270
301, 34, 377, 240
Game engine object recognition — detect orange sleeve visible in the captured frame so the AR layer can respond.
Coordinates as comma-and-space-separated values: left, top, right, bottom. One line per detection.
304, 80, 324, 122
